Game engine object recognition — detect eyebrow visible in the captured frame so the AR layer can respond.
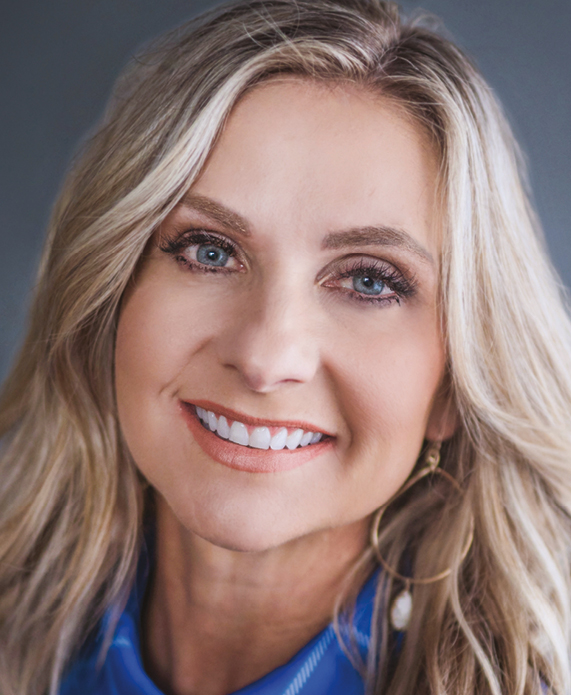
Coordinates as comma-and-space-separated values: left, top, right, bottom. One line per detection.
179, 193, 432, 264
180, 193, 251, 237
322, 227, 433, 264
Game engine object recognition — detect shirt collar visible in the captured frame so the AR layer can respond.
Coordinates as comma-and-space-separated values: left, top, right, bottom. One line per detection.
60, 536, 378, 695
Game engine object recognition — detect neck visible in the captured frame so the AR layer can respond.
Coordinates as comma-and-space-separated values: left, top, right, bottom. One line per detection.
142, 494, 370, 695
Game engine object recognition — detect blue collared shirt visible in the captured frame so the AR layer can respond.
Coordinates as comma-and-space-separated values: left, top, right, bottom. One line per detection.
60, 543, 378, 695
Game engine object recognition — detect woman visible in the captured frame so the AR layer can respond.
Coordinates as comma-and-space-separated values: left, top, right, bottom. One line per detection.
1, 1, 570, 693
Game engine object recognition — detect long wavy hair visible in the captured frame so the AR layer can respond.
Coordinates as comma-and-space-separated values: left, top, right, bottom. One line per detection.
1, 1, 570, 693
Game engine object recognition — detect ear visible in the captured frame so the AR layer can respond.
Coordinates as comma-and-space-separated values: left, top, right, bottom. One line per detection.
424, 374, 459, 442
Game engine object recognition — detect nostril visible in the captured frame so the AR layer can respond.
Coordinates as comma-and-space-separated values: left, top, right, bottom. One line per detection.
215, 294, 321, 392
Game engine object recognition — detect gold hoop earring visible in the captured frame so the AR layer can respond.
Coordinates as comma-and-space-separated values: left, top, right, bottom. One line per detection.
370, 441, 473, 631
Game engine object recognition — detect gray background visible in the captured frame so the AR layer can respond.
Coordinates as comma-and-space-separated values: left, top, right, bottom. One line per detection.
1, 0, 570, 380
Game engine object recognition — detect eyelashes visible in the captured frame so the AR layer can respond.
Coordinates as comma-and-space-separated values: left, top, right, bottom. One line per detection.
321, 256, 416, 306
158, 228, 417, 306
158, 230, 244, 273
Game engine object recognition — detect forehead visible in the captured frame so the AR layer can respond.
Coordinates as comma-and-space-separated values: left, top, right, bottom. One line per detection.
193, 78, 440, 255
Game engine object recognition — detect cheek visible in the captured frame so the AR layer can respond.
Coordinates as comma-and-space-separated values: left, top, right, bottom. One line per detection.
114, 273, 243, 490
322, 309, 445, 519
331, 305, 445, 454
115, 272, 235, 401
116, 284, 200, 392
114, 279, 205, 480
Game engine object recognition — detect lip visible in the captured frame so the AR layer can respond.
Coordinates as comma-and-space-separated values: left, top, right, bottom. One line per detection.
180, 401, 335, 473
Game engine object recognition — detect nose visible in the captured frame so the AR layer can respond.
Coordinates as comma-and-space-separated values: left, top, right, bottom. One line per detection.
217, 282, 321, 393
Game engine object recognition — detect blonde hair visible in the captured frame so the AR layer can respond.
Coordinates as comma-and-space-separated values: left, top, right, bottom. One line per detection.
1, 1, 570, 693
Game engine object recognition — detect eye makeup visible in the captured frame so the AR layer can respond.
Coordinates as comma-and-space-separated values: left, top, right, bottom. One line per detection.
158, 229, 244, 274
158, 226, 418, 307
320, 256, 417, 306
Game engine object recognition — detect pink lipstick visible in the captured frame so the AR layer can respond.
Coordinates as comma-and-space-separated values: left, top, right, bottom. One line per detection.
180, 401, 334, 473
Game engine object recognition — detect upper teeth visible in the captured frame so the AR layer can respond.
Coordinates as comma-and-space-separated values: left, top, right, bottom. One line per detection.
195, 406, 323, 450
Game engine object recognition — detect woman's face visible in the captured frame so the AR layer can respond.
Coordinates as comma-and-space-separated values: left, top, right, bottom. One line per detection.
115, 79, 452, 552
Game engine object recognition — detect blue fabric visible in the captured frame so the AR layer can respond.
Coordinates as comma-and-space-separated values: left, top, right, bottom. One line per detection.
59, 542, 378, 695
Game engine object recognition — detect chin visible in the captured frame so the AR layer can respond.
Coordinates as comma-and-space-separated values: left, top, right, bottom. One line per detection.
190, 515, 305, 553
198, 529, 288, 553
169, 491, 317, 553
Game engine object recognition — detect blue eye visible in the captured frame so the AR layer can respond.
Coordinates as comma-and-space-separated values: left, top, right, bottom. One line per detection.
352, 274, 386, 295
196, 244, 230, 267
160, 230, 244, 273
321, 256, 417, 306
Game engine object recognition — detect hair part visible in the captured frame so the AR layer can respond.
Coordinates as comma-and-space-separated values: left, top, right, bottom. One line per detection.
1, 1, 570, 693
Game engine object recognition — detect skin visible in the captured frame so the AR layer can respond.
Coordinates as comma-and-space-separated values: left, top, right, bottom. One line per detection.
115, 79, 455, 695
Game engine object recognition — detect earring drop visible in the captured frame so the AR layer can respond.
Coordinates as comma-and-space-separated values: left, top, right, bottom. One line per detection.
390, 580, 412, 631
370, 441, 474, 632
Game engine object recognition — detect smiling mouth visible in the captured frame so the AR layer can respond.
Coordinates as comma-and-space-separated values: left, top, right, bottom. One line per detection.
194, 405, 326, 450
180, 401, 333, 473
